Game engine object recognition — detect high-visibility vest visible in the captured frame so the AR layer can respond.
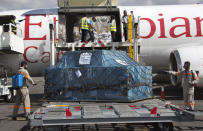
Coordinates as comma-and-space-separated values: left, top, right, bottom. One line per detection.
110, 19, 117, 32
11, 20, 17, 33
81, 17, 89, 30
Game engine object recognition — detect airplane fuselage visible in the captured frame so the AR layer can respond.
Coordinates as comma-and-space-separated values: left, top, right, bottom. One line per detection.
0, 4, 203, 86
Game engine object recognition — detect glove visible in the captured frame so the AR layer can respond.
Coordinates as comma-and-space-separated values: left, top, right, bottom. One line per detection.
32, 83, 37, 86
164, 71, 172, 74
188, 81, 194, 86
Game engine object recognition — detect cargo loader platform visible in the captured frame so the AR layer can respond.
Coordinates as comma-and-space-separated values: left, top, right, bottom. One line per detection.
29, 99, 202, 131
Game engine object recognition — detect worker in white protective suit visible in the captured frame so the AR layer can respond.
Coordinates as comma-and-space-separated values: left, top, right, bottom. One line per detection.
169, 61, 198, 111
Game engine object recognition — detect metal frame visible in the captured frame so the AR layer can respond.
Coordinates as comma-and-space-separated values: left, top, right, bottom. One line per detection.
31, 116, 179, 126
29, 99, 197, 127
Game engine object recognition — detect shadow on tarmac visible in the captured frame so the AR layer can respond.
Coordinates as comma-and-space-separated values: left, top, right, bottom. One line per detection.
30, 94, 44, 103
153, 85, 203, 100
174, 126, 203, 130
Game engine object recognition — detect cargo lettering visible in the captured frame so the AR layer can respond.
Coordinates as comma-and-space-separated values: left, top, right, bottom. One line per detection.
169, 17, 192, 38
139, 18, 156, 39
140, 14, 203, 39
24, 15, 47, 40
24, 46, 63, 63
194, 17, 203, 37
23, 46, 38, 63
22, 14, 203, 63
23, 14, 203, 41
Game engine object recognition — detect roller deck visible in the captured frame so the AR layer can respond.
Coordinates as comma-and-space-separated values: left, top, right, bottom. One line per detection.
29, 99, 199, 131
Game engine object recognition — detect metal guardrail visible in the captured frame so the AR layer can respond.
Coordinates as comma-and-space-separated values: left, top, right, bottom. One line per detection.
57, 0, 117, 7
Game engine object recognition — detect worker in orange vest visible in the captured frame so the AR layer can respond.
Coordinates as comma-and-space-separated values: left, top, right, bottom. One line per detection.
12, 61, 36, 120
169, 61, 198, 111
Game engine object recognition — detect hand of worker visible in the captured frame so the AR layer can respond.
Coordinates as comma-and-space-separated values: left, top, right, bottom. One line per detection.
188, 81, 194, 86
164, 71, 172, 74
32, 83, 37, 86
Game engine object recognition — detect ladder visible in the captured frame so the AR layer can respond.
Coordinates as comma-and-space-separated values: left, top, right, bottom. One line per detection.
128, 15, 141, 62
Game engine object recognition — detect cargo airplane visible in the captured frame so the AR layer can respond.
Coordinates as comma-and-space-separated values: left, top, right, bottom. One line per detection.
0, 4, 203, 87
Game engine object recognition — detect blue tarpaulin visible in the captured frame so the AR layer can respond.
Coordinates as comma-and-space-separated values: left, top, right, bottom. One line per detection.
45, 50, 152, 101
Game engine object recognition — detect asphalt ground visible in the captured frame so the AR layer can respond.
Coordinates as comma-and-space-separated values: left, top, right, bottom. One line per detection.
0, 77, 203, 131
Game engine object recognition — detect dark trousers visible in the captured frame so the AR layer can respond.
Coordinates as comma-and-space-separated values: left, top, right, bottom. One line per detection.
88, 31, 94, 42
123, 27, 128, 41
111, 31, 116, 42
81, 29, 88, 42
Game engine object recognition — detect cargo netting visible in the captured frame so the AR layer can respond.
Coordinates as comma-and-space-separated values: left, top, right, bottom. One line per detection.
45, 50, 152, 101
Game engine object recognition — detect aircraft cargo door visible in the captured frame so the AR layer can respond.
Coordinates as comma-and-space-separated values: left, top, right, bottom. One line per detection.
58, 7, 122, 47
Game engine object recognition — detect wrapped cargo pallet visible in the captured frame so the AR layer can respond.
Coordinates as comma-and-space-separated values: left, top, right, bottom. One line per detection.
45, 50, 152, 101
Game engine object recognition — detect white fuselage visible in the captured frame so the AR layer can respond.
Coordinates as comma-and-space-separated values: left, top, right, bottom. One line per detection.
0, 4, 203, 85
120, 5, 203, 72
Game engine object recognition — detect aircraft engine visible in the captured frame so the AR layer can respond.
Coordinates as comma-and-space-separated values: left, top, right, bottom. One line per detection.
169, 45, 203, 87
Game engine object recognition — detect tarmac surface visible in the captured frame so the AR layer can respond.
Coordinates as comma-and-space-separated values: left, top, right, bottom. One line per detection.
0, 77, 203, 131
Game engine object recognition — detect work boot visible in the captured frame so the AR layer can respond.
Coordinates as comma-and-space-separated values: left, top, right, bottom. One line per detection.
186, 108, 194, 111
184, 106, 194, 111
187, 107, 194, 111
25, 113, 31, 120
12, 117, 17, 120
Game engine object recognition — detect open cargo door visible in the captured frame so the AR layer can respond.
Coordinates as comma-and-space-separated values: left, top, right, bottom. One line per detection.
57, 7, 122, 48
56, 0, 122, 49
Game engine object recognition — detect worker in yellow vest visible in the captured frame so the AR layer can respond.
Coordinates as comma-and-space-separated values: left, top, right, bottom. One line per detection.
80, 15, 89, 42
109, 16, 117, 42
11, 16, 17, 34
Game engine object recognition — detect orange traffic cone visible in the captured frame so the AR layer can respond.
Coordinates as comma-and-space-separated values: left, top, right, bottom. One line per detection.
161, 86, 165, 100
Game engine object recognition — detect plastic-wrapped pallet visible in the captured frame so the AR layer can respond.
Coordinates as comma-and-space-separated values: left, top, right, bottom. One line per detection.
45, 50, 152, 101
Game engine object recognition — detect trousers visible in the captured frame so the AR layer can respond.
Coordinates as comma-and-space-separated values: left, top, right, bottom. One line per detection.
183, 86, 194, 110
88, 31, 94, 42
111, 31, 116, 42
81, 29, 88, 42
13, 87, 30, 116
123, 27, 128, 41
